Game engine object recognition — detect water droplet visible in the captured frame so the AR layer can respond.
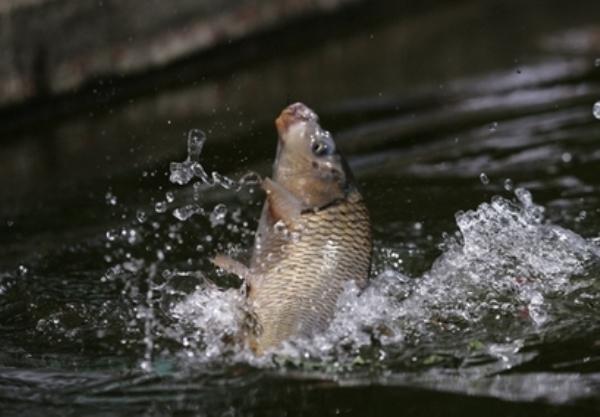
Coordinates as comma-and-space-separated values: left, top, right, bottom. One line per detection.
126, 229, 139, 245
173, 204, 202, 221
238, 171, 262, 188
140, 360, 152, 372
479, 172, 490, 185
575, 210, 587, 222
105, 229, 117, 241
503, 178, 514, 191
105, 191, 117, 206
136, 210, 147, 223
515, 187, 532, 207
273, 220, 288, 235
212, 172, 236, 190
593, 101, 600, 120
209, 204, 228, 227
169, 161, 194, 185
187, 129, 206, 161
154, 201, 168, 213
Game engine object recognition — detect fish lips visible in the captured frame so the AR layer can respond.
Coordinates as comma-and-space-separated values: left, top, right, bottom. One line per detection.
275, 102, 318, 141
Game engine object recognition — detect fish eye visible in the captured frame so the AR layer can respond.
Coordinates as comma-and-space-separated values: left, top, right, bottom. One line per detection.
311, 140, 331, 156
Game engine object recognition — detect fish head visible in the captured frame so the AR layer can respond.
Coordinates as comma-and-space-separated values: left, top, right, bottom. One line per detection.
273, 102, 351, 208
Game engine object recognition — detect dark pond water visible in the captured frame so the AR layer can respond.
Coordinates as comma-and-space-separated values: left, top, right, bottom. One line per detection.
1, 1, 600, 416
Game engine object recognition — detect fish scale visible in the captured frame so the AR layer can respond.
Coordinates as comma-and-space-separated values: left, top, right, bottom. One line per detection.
248, 196, 371, 353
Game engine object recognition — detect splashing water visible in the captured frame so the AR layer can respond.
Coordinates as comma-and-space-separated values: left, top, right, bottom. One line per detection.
163, 186, 600, 369
171, 285, 248, 362
169, 129, 261, 191
97, 129, 267, 371
101, 129, 600, 373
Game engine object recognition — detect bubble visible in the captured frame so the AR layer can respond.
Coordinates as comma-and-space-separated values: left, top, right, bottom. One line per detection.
479, 172, 490, 185
595, 58, 600, 67
488, 121, 498, 132
593, 101, 600, 120
503, 178, 514, 192
561, 152, 572, 163
165, 191, 175, 203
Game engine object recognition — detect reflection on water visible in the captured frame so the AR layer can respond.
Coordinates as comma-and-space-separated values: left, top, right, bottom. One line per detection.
1, 1, 600, 416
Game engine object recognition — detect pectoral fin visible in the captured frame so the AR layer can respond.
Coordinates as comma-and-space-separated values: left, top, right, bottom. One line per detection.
262, 177, 303, 225
211, 254, 249, 279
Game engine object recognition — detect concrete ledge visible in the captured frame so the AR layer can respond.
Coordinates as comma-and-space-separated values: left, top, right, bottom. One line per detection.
0, 0, 358, 107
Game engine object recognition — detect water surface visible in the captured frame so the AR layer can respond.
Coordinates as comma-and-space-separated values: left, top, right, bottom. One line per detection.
1, 1, 600, 416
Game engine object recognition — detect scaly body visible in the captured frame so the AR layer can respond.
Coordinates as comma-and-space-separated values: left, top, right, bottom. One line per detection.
249, 194, 371, 353
213, 102, 372, 354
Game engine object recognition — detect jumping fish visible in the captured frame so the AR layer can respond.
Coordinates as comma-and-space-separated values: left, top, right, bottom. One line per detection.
213, 102, 372, 354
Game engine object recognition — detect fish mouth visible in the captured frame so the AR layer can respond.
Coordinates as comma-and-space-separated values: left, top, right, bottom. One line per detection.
275, 102, 319, 140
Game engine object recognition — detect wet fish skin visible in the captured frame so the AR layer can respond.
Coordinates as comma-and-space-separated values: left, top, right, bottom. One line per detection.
213, 102, 372, 355
248, 190, 371, 354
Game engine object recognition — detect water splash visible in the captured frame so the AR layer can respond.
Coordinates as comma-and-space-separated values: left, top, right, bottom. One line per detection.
99, 129, 599, 372
171, 285, 247, 361
97, 129, 265, 371
479, 172, 490, 185
164, 188, 599, 369
169, 129, 261, 190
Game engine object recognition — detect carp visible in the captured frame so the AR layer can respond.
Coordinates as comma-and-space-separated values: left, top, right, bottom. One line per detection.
213, 102, 372, 354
